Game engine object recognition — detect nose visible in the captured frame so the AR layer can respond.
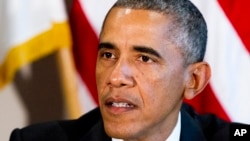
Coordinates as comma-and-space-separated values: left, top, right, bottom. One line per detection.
108, 59, 135, 88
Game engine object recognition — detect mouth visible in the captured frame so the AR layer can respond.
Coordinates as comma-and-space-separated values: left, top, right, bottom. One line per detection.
104, 98, 137, 114
107, 101, 135, 108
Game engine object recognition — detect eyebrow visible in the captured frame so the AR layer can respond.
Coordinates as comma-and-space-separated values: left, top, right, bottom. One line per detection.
98, 42, 115, 50
98, 43, 162, 59
133, 46, 162, 59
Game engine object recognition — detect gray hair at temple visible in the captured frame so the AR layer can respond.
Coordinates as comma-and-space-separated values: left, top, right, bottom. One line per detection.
103, 0, 207, 65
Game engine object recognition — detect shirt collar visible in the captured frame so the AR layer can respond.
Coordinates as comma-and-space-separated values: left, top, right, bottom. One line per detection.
167, 112, 181, 141
112, 112, 181, 141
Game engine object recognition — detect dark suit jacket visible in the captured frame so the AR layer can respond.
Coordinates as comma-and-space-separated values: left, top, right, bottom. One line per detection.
9, 104, 237, 141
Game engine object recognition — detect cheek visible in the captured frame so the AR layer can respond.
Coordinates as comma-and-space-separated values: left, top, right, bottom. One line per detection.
95, 70, 102, 89
138, 67, 169, 91
96, 65, 108, 93
136, 71, 168, 104
137, 69, 184, 109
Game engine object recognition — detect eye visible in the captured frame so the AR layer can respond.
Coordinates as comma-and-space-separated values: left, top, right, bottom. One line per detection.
139, 55, 154, 63
102, 52, 116, 59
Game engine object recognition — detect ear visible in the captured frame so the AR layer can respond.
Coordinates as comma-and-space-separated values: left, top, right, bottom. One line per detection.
184, 62, 211, 100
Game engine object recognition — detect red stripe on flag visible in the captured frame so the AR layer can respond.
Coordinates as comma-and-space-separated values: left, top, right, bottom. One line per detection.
218, 0, 250, 53
184, 84, 231, 122
69, 0, 99, 104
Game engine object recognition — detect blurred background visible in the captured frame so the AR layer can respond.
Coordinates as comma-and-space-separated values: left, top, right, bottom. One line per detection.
0, 0, 250, 140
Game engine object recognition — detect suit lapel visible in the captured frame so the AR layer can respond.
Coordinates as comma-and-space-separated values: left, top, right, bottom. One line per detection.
80, 119, 111, 141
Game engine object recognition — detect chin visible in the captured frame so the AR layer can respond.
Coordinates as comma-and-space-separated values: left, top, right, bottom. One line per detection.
104, 122, 139, 140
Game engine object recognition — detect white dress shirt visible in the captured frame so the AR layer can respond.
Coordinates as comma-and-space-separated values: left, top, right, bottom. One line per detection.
112, 112, 181, 141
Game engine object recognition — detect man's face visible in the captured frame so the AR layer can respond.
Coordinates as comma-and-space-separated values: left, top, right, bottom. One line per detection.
96, 8, 189, 140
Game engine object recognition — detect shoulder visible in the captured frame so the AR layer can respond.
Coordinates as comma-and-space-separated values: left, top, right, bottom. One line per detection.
10, 108, 102, 141
10, 121, 68, 141
181, 103, 250, 141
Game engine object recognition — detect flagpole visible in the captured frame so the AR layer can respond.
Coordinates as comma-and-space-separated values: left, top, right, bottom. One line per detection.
56, 48, 82, 118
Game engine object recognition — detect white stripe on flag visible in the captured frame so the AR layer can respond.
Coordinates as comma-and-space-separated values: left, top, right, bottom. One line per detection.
76, 74, 97, 113
79, 0, 116, 35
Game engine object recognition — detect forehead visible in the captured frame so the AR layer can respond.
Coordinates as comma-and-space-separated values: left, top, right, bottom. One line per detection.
105, 7, 167, 23
102, 7, 171, 30
100, 7, 174, 47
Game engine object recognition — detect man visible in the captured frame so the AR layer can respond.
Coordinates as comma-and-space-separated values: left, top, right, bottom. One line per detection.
9, 0, 240, 141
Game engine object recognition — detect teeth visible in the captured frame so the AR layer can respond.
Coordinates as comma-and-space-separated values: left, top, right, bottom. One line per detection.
112, 102, 134, 108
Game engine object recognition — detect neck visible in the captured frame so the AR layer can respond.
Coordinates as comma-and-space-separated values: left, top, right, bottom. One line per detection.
126, 110, 180, 141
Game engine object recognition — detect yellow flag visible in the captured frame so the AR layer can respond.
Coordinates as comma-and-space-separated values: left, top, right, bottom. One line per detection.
0, 0, 71, 88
